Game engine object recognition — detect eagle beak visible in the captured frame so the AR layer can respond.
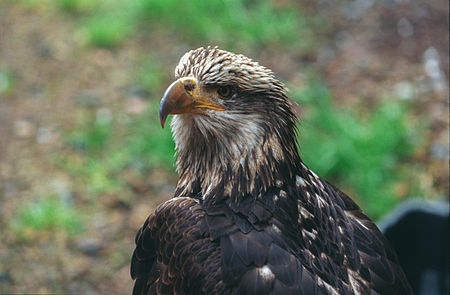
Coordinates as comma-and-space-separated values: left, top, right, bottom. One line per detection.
159, 77, 225, 128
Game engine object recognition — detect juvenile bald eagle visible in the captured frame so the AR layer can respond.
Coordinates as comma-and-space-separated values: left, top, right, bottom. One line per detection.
131, 47, 412, 294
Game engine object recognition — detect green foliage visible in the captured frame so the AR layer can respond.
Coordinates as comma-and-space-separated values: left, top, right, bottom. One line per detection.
81, 11, 133, 47
58, 58, 174, 196
67, 117, 111, 152
53, 0, 101, 13
124, 104, 175, 169
138, 58, 167, 93
61, 101, 174, 195
293, 81, 417, 220
41, 0, 312, 49
0, 66, 15, 95
12, 196, 83, 237
138, 0, 309, 47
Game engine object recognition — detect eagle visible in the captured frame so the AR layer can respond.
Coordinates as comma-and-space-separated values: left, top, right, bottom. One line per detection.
131, 47, 412, 295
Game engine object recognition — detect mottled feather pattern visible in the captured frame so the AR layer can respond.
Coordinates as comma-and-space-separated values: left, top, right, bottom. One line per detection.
131, 47, 412, 294
132, 197, 226, 295
175, 47, 286, 95
294, 168, 410, 294
132, 173, 412, 294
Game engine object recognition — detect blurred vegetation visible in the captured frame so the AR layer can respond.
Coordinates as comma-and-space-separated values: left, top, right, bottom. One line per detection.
54, 0, 101, 13
20, 0, 313, 48
11, 195, 83, 239
58, 102, 174, 196
293, 81, 421, 219
0, 66, 15, 95
137, 0, 311, 47
15, 0, 420, 220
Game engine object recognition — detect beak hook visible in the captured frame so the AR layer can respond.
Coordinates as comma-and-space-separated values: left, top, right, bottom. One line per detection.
159, 79, 194, 128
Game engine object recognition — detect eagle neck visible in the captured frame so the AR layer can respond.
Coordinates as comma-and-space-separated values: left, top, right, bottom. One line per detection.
171, 113, 302, 204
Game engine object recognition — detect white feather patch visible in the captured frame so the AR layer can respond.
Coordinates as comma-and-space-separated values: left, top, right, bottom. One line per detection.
258, 265, 275, 281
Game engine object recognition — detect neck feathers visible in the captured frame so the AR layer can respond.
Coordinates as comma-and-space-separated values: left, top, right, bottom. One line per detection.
171, 107, 302, 204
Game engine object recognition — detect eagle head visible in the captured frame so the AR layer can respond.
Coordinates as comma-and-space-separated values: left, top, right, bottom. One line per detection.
159, 47, 301, 201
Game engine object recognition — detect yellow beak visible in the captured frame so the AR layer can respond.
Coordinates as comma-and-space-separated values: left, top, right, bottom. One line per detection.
159, 77, 225, 128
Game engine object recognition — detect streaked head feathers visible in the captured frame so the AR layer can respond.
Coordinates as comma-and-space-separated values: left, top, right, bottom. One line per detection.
175, 46, 287, 94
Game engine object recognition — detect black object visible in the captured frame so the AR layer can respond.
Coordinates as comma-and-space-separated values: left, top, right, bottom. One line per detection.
379, 200, 449, 295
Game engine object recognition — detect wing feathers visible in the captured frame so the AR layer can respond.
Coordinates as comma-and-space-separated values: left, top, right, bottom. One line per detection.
131, 180, 412, 294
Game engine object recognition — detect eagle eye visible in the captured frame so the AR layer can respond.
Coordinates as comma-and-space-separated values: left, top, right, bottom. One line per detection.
184, 83, 195, 94
217, 86, 233, 98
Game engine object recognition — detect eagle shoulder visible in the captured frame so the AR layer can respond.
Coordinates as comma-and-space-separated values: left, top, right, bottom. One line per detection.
131, 197, 224, 295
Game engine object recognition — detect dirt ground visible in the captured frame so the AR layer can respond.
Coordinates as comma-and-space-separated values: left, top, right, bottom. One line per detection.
0, 0, 448, 293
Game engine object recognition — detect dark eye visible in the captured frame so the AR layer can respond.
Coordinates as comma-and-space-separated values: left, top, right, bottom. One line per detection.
217, 86, 233, 98
183, 83, 195, 94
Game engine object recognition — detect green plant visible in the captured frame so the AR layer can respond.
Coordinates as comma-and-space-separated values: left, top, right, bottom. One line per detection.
67, 117, 111, 152
138, 0, 311, 48
292, 81, 419, 220
81, 12, 133, 47
138, 59, 167, 93
44, 0, 314, 49
12, 196, 83, 237
125, 103, 175, 168
0, 66, 15, 95
53, 0, 100, 13
60, 100, 174, 196
59, 56, 175, 196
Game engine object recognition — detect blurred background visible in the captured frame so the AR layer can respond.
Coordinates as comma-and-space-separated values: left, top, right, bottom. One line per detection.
0, 0, 448, 293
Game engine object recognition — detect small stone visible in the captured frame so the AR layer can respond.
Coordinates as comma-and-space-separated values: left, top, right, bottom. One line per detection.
74, 91, 101, 108
96, 108, 113, 125
397, 18, 414, 38
394, 81, 414, 100
36, 127, 53, 144
0, 272, 10, 282
78, 238, 103, 256
37, 43, 53, 58
126, 85, 149, 99
14, 120, 35, 138
49, 178, 73, 203
335, 31, 353, 51
429, 143, 449, 160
